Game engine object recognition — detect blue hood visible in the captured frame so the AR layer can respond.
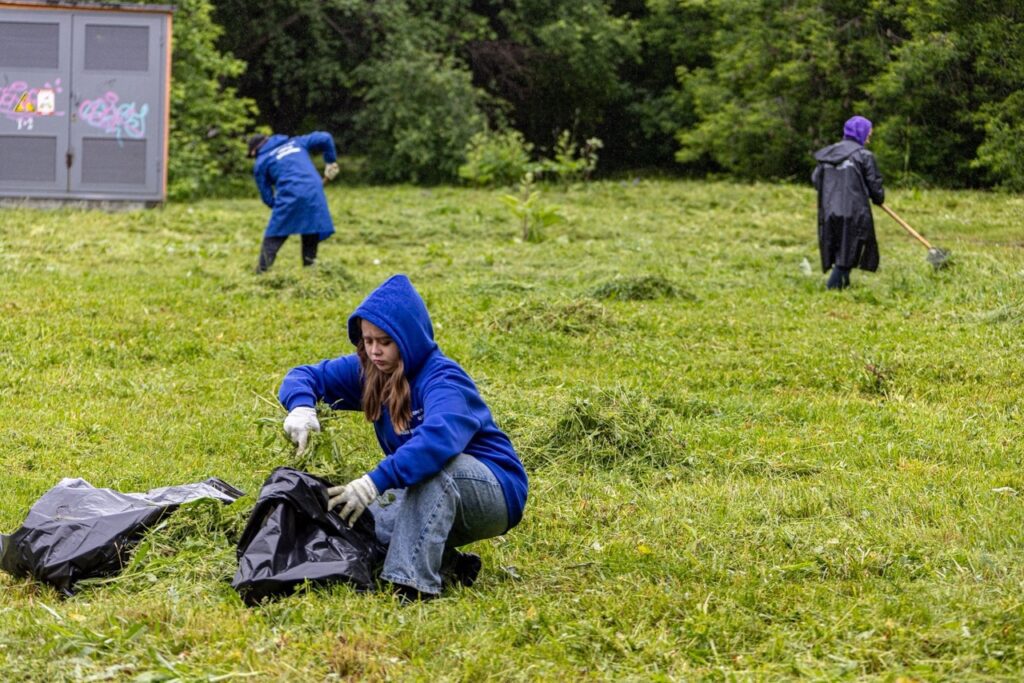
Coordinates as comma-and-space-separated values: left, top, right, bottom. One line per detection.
348, 275, 438, 377
256, 134, 289, 158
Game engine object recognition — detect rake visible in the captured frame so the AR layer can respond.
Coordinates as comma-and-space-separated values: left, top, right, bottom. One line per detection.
880, 204, 950, 270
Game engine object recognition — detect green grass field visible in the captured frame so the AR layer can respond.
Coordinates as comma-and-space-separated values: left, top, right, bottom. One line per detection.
1, 179, 1023, 680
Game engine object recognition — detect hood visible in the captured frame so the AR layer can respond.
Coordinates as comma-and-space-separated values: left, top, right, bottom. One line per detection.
257, 134, 290, 158
814, 139, 862, 164
843, 115, 872, 145
247, 134, 269, 158
348, 275, 438, 377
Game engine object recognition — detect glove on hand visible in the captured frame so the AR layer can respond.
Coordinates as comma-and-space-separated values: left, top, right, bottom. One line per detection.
323, 162, 340, 181
327, 475, 378, 527
283, 406, 320, 454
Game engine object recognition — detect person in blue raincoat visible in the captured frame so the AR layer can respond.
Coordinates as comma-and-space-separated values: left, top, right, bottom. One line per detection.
278, 274, 529, 600
248, 132, 340, 273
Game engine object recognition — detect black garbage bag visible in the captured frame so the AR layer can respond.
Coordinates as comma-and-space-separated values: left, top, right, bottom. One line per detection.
231, 467, 386, 605
0, 477, 244, 596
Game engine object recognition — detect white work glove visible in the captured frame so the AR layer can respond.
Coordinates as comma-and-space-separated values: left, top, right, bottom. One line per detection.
323, 162, 340, 181
327, 475, 378, 527
283, 406, 320, 454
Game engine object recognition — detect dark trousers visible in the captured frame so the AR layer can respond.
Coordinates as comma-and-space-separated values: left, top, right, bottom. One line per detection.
826, 265, 851, 290
257, 234, 318, 273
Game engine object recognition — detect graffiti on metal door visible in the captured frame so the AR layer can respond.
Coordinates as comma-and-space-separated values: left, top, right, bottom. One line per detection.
78, 91, 148, 139
0, 79, 66, 130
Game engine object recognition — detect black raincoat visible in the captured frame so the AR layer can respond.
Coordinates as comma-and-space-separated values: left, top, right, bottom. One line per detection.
811, 139, 885, 273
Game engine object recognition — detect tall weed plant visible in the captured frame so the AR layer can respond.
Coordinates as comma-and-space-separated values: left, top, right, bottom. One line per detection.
500, 173, 565, 242
537, 130, 604, 182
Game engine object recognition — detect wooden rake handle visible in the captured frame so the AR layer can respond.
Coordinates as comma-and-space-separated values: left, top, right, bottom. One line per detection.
880, 204, 934, 250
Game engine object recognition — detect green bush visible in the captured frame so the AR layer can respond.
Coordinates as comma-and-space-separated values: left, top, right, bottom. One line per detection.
167, 0, 257, 200
973, 90, 1024, 192
458, 129, 534, 187
354, 49, 486, 183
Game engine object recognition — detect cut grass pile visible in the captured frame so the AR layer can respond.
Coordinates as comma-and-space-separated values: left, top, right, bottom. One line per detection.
1, 180, 1023, 680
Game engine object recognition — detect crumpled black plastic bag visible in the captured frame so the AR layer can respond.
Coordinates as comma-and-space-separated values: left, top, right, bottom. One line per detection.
231, 467, 386, 605
0, 477, 244, 596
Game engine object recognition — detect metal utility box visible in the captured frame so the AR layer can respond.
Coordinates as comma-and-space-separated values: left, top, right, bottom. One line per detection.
0, 1, 172, 204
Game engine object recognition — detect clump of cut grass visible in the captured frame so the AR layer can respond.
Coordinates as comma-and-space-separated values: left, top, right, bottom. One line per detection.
255, 408, 368, 486
486, 298, 615, 336
469, 280, 535, 296
312, 260, 359, 289
974, 301, 1024, 325
589, 274, 692, 301
291, 278, 344, 301
251, 261, 357, 300
74, 497, 248, 595
254, 272, 298, 292
530, 385, 684, 469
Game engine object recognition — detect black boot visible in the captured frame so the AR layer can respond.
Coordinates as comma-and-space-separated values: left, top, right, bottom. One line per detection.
389, 582, 438, 604
826, 265, 851, 290
442, 550, 482, 589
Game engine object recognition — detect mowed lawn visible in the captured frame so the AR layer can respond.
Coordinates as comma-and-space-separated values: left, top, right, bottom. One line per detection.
1, 180, 1023, 680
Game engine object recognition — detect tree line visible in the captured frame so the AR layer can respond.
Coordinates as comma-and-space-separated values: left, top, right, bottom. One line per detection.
168, 0, 1024, 197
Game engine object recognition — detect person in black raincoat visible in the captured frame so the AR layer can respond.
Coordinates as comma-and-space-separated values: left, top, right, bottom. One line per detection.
811, 115, 885, 289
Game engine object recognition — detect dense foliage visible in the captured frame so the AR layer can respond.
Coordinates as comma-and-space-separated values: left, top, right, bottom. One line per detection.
199, 0, 1022, 188
354, 47, 486, 183
167, 0, 257, 199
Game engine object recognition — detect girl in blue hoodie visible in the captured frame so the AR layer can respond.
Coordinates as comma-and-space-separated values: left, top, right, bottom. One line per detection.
278, 274, 528, 599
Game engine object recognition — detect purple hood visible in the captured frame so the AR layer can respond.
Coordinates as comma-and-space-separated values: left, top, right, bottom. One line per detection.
843, 116, 872, 145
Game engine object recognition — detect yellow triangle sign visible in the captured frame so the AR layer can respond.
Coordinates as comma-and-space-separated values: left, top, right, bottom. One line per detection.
14, 92, 35, 113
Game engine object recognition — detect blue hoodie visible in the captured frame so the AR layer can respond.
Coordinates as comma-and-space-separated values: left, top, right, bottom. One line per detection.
253, 132, 336, 240
278, 275, 528, 531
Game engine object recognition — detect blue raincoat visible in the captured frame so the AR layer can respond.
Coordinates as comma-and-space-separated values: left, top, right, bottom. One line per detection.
253, 132, 337, 240
279, 275, 528, 532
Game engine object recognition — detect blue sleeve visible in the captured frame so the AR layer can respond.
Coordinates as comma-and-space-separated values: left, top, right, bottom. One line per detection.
278, 354, 363, 412
367, 378, 482, 492
254, 160, 275, 208
294, 131, 338, 163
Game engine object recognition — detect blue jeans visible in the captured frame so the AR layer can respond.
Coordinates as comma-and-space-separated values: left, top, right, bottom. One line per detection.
370, 454, 508, 595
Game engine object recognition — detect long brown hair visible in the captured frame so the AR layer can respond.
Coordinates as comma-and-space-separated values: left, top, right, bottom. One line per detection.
357, 340, 412, 432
